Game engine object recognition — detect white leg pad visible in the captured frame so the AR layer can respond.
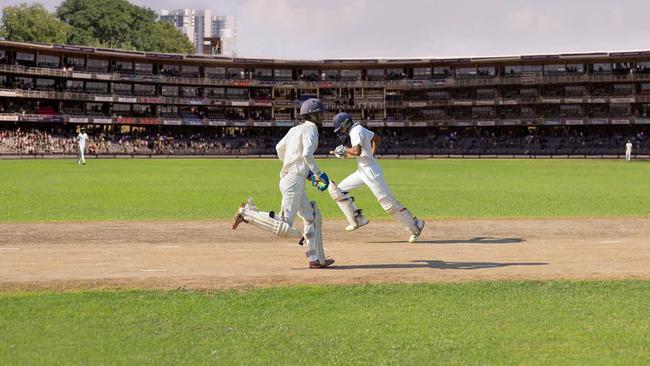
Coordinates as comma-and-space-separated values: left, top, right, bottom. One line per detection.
379, 196, 422, 235
328, 181, 364, 228
303, 201, 327, 264
239, 206, 301, 239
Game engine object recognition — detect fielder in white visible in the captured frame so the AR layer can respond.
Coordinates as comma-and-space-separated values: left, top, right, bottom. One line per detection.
232, 98, 335, 268
77, 128, 88, 165
625, 140, 633, 161
328, 112, 425, 243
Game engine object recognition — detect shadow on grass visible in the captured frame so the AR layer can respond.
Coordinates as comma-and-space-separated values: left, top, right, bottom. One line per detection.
331, 260, 547, 270
370, 237, 525, 245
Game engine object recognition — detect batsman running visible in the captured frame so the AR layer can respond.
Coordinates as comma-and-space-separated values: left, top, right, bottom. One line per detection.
232, 98, 335, 268
327, 112, 425, 243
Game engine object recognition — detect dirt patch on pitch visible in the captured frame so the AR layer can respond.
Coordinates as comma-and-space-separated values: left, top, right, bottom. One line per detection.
1, 218, 649, 291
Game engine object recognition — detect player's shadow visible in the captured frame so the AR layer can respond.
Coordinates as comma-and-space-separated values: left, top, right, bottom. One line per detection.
369, 237, 525, 245
332, 260, 547, 270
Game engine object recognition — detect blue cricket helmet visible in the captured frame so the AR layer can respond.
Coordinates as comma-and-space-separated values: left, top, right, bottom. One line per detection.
332, 112, 353, 134
300, 98, 326, 116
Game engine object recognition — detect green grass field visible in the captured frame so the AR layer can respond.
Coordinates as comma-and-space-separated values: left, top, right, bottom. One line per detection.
0, 159, 648, 222
2, 158, 649, 364
2, 281, 650, 365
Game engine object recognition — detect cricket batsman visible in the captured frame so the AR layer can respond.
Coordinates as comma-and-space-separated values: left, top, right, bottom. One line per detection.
232, 98, 335, 268
328, 112, 425, 243
77, 128, 88, 165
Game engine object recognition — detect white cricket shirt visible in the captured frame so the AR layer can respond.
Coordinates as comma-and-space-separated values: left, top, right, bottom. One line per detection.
348, 124, 377, 167
78, 132, 88, 147
276, 121, 321, 178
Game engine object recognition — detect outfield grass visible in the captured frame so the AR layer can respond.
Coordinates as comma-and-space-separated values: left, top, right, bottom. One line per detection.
0, 159, 648, 222
1, 281, 649, 365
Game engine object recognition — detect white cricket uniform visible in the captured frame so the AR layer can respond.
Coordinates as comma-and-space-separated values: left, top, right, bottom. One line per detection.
336, 123, 423, 239
275, 121, 323, 262
337, 124, 391, 200
77, 132, 88, 164
625, 142, 633, 161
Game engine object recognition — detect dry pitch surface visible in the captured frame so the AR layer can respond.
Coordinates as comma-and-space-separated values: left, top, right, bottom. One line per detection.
1, 218, 649, 291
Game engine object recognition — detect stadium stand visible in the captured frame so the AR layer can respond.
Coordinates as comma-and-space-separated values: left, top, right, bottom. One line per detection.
1, 40, 650, 157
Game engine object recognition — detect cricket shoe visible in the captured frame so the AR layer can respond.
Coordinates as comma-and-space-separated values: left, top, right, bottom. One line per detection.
345, 215, 369, 231
309, 258, 336, 269
231, 197, 257, 230
408, 219, 425, 243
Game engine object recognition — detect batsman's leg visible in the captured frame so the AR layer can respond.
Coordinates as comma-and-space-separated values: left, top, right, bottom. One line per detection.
232, 197, 301, 238
328, 176, 368, 231
379, 196, 425, 243
232, 173, 305, 238
359, 166, 425, 243
298, 200, 334, 268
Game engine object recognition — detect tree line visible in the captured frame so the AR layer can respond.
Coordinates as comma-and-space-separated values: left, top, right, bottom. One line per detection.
0, 0, 195, 54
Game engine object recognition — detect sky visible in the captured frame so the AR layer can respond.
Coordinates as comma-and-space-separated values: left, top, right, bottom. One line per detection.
3, 0, 650, 59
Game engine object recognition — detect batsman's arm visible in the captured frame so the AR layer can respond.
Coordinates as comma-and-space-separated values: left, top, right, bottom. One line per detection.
275, 134, 288, 161
371, 134, 382, 155
301, 126, 321, 176
344, 145, 362, 157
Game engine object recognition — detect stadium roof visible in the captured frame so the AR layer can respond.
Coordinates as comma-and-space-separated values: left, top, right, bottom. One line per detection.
3, 40, 650, 66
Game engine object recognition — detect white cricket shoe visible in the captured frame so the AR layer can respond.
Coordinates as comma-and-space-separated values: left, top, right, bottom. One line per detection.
345, 215, 369, 231
408, 219, 425, 243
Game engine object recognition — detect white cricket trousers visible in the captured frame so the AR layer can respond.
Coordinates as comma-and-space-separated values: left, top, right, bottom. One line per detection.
337, 163, 392, 200
279, 172, 320, 261
78, 144, 85, 164
279, 173, 314, 226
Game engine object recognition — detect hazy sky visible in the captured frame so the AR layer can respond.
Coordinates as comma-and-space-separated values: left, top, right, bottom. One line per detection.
4, 0, 650, 59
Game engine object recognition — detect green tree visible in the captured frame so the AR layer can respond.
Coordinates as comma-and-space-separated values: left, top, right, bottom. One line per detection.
0, 3, 71, 44
147, 21, 195, 54
57, 0, 144, 48
56, 0, 194, 53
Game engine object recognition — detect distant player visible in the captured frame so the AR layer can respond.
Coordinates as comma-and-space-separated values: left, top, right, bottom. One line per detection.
77, 128, 88, 165
232, 98, 335, 268
625, 140, 633, 161
328, 112, 425, 243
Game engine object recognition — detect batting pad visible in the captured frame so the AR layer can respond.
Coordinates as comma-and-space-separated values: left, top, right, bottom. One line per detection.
328, 181, 363, 228
304, 201, 327, 264
240, 206, 301, 239
379, 196, 422, 235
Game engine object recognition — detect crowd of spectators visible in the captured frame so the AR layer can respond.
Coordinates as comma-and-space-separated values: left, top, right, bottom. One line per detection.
0, 128, 76, 154
373, 127, 650, 155
1, 126, 649, 156
0, 128, 292, 155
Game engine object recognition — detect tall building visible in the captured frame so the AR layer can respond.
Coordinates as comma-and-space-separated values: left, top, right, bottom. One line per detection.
195, 10, 213, 51
212, 15, 237, 57
159, 8, 237, 56
159, 9, 196, 44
